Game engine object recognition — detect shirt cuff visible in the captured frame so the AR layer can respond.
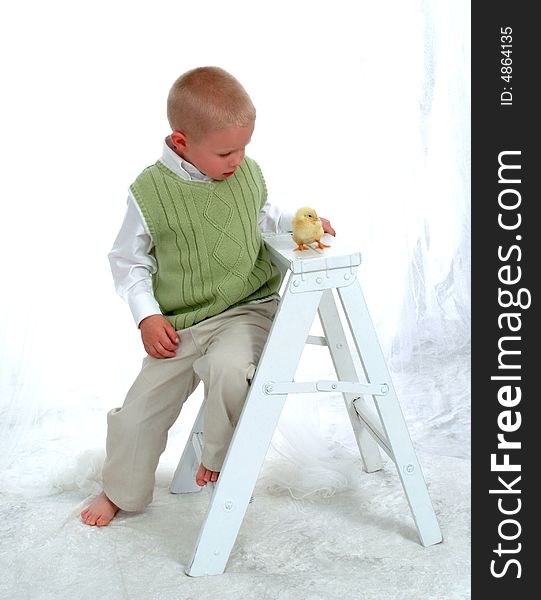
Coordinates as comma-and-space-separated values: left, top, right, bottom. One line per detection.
128, 292, 162, 327
278, 211, 295, 233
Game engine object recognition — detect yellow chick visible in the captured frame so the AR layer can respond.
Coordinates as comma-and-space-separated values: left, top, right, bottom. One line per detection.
291, 207, 331, 252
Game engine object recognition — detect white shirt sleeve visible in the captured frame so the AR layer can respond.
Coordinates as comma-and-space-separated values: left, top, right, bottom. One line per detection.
258, 201, 295, 233
108, 194, 162, 327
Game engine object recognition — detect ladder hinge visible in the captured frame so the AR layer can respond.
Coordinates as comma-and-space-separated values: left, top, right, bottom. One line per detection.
263, 380, 390, 396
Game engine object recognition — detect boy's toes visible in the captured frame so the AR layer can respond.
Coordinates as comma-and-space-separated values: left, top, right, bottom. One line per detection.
81, 491, 119, 526
195, 463, 220, 486
83, 512, 97, 525
195, 463, 208, 486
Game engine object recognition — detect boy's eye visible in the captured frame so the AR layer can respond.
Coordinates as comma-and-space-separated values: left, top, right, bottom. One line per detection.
219, 152, 232, 157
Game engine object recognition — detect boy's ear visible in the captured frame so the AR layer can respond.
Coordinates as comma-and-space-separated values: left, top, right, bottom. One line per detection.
170, 130, 188, 150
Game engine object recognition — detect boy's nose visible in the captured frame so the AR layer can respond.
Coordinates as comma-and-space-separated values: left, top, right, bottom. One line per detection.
230, 151, 244, 167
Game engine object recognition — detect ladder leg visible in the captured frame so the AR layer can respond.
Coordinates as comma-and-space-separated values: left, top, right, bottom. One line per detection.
338, 281, 442, 546
185, 278, 323, 576
318, 289, 383, 472
170, 399, 205, 494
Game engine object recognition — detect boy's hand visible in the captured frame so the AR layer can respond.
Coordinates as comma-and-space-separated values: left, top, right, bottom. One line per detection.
140, 314, 180, 359
320, 217, 336, 236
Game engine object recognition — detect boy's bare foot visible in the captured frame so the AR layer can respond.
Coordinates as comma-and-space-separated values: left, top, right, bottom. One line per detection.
196, 463, 219, 486
81, 491, 120, 526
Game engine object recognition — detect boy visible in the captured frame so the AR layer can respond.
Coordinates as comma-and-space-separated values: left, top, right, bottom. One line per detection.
81, 66, 335, 526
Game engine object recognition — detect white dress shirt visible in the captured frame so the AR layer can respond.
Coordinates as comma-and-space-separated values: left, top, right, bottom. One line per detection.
109, 142, 294, 326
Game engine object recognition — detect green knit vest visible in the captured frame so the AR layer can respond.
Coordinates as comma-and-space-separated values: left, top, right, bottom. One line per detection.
130, 156, 282, 330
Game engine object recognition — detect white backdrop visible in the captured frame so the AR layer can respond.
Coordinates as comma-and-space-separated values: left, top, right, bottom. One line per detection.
0, 0, 470, 492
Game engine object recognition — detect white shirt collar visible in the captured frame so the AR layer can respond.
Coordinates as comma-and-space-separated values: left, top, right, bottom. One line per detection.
159, 140, 213, 182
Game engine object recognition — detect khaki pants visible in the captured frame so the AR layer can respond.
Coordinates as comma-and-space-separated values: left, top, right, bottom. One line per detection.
102, 297, 279, 511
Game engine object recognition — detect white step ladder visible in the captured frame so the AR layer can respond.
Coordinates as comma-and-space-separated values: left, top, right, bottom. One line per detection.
170, 233, 442, 576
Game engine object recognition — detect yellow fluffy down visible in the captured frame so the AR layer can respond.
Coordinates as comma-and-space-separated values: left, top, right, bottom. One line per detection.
291, 206, 324, 244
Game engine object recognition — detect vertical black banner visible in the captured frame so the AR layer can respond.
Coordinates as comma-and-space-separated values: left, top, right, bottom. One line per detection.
472, 2, 540, 597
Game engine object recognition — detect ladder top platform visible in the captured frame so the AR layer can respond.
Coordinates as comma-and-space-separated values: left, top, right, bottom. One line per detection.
262, 233, 362, 274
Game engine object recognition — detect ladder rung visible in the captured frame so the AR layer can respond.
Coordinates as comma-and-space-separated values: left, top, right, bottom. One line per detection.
306, 335, 328, 346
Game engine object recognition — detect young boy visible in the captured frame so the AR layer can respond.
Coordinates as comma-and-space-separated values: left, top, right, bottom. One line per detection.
81, 66, 335, 526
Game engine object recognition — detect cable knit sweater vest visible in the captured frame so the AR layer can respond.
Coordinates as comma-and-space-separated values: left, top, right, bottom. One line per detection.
130, 156, 282, 330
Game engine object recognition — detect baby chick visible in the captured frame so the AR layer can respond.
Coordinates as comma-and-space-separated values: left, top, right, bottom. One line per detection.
291, 207, 331, 252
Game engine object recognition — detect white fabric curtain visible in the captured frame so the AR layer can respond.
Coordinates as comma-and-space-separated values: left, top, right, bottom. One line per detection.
0, 0, 470, 498
263, 0, 470, 497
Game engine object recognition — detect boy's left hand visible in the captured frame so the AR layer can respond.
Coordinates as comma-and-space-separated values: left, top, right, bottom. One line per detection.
320, 217, 336, 236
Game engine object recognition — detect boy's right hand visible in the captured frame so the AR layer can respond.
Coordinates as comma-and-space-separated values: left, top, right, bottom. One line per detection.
139, 315, 180, 359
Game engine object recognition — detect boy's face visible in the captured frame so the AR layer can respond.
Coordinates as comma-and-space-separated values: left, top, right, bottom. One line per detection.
172, 122, 255, 181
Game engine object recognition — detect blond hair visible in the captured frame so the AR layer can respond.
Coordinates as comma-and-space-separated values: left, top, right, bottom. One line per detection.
167, 66, 256, 141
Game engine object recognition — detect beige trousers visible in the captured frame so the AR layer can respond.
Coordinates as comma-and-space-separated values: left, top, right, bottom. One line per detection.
102, 297, 279, 511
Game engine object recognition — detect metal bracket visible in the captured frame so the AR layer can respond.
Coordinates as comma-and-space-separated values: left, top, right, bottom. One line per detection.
351, 398, 394, 459
263, 380, 390, 396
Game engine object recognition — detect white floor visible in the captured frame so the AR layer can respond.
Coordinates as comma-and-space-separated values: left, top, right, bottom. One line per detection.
0, 455, 469, 600
0, 348, 470, 600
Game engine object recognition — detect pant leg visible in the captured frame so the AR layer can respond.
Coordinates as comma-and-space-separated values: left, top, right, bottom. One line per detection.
103, 328, 201, 511
192, 298, 279, 471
